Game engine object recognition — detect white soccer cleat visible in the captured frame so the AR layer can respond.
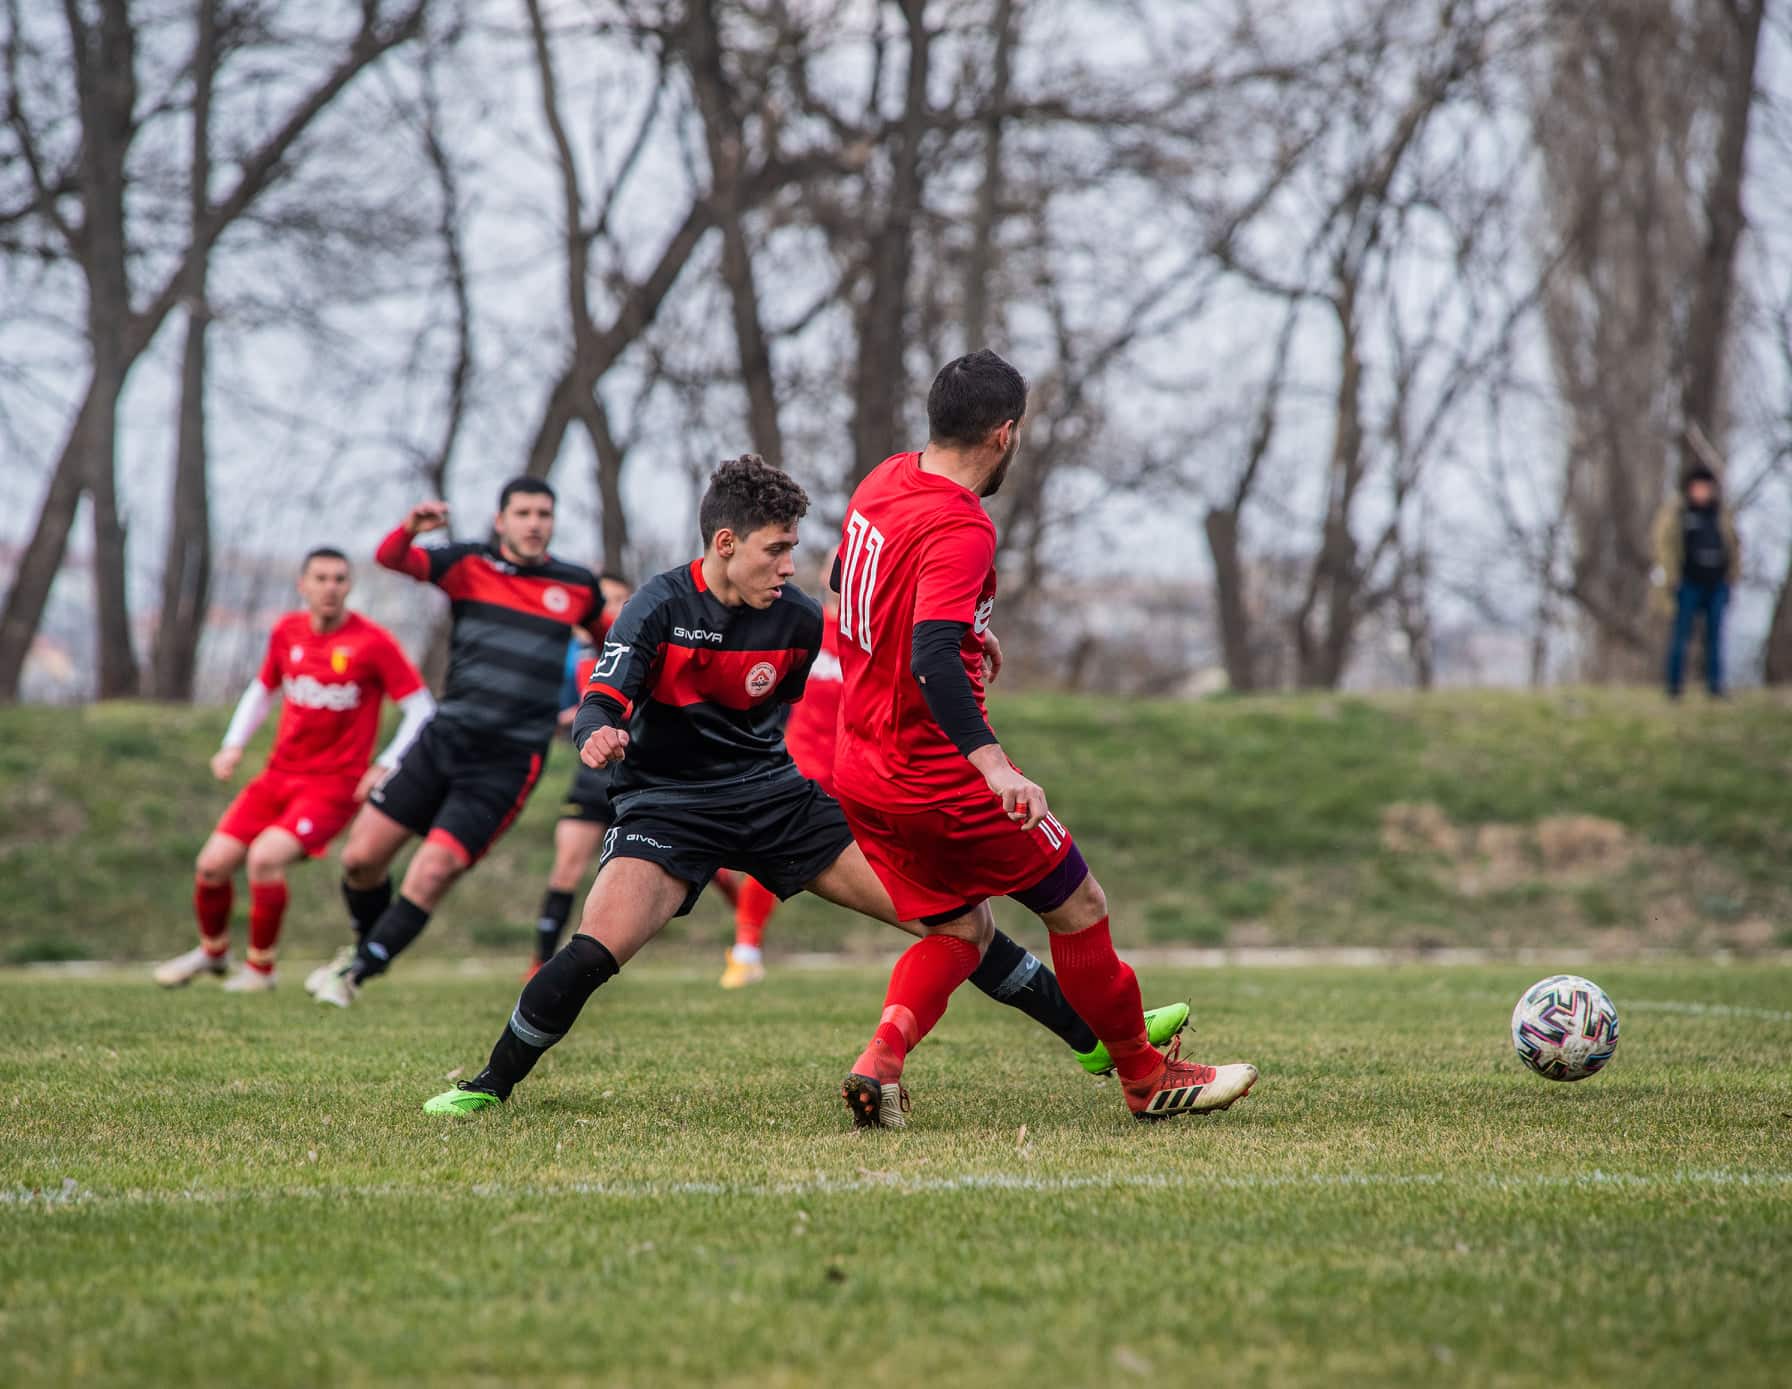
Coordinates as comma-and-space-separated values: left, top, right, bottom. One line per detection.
305, 945, 358, 998
154, 946, 229, 988
222, 967, 276, 993
311, 968, 358, 1008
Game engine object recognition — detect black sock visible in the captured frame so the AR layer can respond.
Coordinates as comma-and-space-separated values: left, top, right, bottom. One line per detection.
970, 929, 1100, 1055
471, 935, 620, 1099
536, 889, 575, 964
353, 895, 431, 981
342, 877, 393, 943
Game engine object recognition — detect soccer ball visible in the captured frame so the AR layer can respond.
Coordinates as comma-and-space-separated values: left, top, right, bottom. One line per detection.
1510, 974, 1619, 1081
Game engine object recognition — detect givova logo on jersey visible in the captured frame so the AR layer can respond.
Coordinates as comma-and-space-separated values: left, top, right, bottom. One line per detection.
283, 674, 362, 711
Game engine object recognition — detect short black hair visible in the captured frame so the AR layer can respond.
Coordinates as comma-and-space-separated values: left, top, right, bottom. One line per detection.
499, 476, 555, 511
698, 455, 809, 546
926, 350, 1028, 448
301, 546, 349, 571
598, 570, 632, 590
1683, 465, 1718, 493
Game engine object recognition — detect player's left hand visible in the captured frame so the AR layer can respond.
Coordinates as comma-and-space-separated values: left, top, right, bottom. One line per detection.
354, 765, 389, 803
982, 631, 1004, 684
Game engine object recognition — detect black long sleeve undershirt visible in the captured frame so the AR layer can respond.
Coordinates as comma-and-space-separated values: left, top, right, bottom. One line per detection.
911, 620, 999, 758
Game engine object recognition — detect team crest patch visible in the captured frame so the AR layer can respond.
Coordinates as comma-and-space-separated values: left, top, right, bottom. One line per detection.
289, 644, 305, 666
296, 818, 314, 838
330, 647, 351, 674
745, 661, 778, 698
542, 585, 571, 614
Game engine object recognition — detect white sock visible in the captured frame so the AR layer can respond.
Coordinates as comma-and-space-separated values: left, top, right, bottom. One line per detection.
730, 944, 763, 965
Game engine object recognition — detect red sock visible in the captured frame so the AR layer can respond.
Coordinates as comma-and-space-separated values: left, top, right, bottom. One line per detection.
733, 877, 778, 949
247, 881, 289, 974
1048, 917, 1161, 1083
194, 878, 232, 956
852, 934, 982, 1082
711, 868, 742, 908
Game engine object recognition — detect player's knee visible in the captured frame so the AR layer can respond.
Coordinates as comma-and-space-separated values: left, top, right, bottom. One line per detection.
194, 838, 238, 883
406, 845, 465, 901
245, 840, 291, 882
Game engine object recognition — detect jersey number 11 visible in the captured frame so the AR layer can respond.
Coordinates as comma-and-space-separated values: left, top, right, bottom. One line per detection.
839, 510, 885, 655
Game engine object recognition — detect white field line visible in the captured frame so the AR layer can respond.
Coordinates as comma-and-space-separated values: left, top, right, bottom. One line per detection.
1623, 999, 1792, 1024
5, 1168, 1791, 1212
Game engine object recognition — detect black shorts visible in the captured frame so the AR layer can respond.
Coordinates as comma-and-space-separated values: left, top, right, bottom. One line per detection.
599, 774, 854, 917
559, 760, 617, 825
369, 718, 545, 866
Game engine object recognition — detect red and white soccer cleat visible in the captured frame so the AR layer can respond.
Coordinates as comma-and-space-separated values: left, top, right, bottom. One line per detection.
1121, 1036, 1258, 1121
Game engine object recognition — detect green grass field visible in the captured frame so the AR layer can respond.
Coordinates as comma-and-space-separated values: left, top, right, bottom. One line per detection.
3, 961, 1789, 1387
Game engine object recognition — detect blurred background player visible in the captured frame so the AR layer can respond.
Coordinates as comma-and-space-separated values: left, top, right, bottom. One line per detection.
719, 545, 842, 989
529, 572, 632, 979
833, 351, 1257, 1127
309, 478, 609, 1007
154, 548, 434, 992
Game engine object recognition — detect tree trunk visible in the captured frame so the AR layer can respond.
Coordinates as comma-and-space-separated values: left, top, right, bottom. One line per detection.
151, 0, 217, 702
847, 0, 930, 484
1677, 0, 1765, 473
961, 0, 1016, 350
685, 0, 784, 469
79, 0, 140, 698
1203, 506, 1256, 692
150, 304, 211, 700
0, 414, 91, 700
1764, 546, 1792, 684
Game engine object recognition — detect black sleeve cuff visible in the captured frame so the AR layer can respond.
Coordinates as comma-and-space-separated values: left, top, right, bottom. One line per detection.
911, 620, 999, 759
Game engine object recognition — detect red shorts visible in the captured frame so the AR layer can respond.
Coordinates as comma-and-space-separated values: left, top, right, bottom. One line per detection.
216, 768, 361, 858
837, 787, 1074, 921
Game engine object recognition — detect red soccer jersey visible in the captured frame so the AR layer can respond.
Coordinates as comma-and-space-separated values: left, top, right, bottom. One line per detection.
834, 452, 998, 809
784, 604, 842, 781
256, 612, 425, 777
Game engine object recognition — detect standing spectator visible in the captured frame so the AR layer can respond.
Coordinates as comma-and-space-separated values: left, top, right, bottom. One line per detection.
1652, 465, 1740, 697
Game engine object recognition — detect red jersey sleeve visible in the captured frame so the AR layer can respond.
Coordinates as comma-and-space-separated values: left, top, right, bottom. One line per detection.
257, 625, 284, 689
370, 629, 425, 702
375, 526, 431, 582
912, 519, 996, 626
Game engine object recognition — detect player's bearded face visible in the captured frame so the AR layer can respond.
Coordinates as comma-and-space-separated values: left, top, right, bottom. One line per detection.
496, 497, 555, 563
981, 422, 1021, 498
725, 524, 799, 609
298, 561, 351, 617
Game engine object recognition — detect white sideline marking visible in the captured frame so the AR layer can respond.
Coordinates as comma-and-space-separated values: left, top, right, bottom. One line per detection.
6, 1168, 1790, 1211
1624, 1000, 1792, 1024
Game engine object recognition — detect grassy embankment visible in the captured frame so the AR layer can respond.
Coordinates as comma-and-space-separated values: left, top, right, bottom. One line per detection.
3, 688, 1789, 965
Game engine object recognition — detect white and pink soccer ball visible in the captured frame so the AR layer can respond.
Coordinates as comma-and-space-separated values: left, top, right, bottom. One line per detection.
1511, 975, 1620, 1081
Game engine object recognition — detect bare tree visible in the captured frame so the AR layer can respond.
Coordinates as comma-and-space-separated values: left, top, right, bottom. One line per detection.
0, 0, 428, 700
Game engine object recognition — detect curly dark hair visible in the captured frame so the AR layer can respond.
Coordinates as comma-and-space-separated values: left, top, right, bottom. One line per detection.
698, 454, 809, 545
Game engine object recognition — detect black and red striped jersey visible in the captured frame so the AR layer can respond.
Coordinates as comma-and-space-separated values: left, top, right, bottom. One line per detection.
377, 528, 604, 748
572, 559, 821, 805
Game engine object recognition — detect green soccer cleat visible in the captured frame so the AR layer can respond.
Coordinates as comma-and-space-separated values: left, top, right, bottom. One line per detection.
423, 1084, 503, 1117
1075, 1002, 1191, 1077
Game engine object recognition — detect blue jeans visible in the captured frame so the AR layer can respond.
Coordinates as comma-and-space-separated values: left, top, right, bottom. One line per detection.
1666, 581, 1729, 695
